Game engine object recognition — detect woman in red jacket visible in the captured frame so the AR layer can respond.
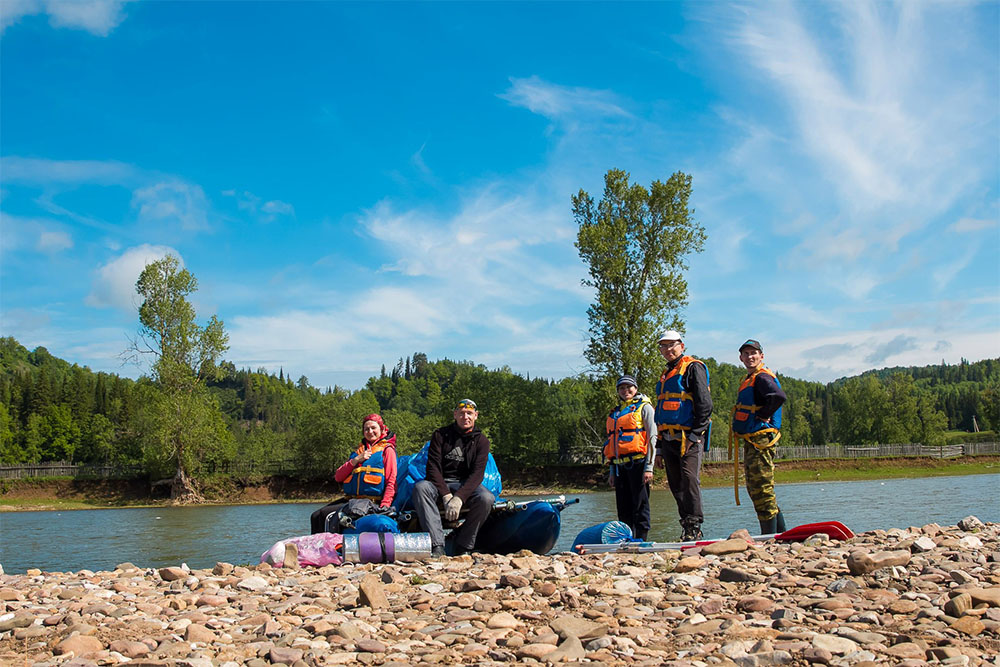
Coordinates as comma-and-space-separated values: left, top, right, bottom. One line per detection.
309, 413, 398, 533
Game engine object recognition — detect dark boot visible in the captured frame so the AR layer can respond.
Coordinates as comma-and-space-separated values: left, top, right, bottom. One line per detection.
758, 515, 778, 534
680, 520, 703, 542
775, 511, 786, 533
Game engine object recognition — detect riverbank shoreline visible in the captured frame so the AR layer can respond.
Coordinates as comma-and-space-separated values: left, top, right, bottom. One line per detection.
1, 518, 997, 665
2, 455, 997, 512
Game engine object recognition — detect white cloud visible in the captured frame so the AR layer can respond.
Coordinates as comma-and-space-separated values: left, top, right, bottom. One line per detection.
0, 0, 132, 35
131, 182, 211, 231
87, 244, 181, 311
708, 0, 998, 291
766, 327, 1000, 383
37, 230, 73, 253
931, 246, 978, 291
223, 189, 296, 223
951, 217, 996, 233
0, 156, 141, 186
501, 76, 631, 121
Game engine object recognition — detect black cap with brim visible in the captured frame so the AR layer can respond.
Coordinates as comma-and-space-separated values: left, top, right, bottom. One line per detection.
739, 339, 763, 352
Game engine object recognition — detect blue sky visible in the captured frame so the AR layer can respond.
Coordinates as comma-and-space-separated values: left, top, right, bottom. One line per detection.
1, 1, 998, 390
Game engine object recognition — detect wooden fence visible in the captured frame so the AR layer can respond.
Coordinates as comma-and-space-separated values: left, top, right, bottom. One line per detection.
2, 442, 997, 480
702, 442, 998, 463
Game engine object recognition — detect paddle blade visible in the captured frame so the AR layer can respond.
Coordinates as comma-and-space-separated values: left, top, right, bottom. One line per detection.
774, 521, 854, 542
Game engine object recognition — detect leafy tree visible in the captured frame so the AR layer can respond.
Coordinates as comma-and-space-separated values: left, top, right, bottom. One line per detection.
126, 255, 232, 500
980, 383, 1000, 431
0, 402, 18, 464
574, 169, 706, 389
294, 388, 379, 476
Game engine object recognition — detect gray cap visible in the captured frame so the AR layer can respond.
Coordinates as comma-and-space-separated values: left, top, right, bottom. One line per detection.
616, 374, 638, 388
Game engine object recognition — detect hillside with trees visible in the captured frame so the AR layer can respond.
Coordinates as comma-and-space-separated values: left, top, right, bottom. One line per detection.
2, 336, 997, 481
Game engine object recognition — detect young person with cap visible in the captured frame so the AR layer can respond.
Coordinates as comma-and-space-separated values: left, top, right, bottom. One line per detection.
653, 330, 713, 541
603, 375, 656, 540
413, 399, 495, 557
730, 339, 788, 534
309, 413, 398, 534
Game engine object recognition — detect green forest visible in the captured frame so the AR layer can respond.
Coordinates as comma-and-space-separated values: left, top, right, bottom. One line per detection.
2, 336, 997, 479
2, 172, 997, 492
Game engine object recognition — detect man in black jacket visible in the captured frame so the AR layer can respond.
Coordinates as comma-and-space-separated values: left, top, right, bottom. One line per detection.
413, 399, 495, 556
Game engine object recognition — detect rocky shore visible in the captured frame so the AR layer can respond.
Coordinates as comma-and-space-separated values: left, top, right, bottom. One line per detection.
2, 518, 998, 666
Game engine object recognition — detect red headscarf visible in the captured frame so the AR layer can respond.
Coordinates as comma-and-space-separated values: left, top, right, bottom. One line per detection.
361, 413, 387, 443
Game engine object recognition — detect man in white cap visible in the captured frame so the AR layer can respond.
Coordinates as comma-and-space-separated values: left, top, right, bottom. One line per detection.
602, 374, 656, 540
653, 330, 713, 541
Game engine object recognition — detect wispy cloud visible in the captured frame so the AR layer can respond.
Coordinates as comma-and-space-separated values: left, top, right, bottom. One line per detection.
86, 244, 181, 311
501, 76, 631, 121
864, 333, 918, 365
37, 230, 73, 253
0, 156, 142, 186
223, 189, 296, 223
951, 217, 996, 233
1, 0, 134, 35
131, 182, 211, 232
712, 0, 998, 285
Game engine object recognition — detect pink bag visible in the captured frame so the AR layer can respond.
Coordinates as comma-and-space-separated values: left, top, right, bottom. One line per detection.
260, 532, 344, 567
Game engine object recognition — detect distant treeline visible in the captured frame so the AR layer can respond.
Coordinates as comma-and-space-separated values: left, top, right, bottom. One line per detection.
1, 337, 997, 478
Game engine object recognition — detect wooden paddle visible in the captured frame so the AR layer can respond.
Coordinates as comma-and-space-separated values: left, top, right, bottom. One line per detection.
574, 520, 854, 554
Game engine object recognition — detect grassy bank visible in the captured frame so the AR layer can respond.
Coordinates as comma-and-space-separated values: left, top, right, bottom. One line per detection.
1, 455, 997, 511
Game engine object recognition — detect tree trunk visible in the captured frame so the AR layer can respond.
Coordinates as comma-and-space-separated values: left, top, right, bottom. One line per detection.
170, 466, 203, 503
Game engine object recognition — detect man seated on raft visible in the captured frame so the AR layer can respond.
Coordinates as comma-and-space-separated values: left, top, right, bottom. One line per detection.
413, 399, 494, 557
309, 413, 398, 534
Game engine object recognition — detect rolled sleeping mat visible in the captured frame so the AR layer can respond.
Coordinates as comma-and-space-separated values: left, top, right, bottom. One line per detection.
342, 532, 432, 563
572, 521, 633, 548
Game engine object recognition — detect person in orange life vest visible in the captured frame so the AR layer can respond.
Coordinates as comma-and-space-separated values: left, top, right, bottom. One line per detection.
653, 329, 713, 542
732, 339, 787, 534
309, 413, 398, 534
604, 375, 656, 540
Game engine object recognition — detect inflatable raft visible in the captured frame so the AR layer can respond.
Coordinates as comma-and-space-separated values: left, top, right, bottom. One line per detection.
387, 444, 577, 555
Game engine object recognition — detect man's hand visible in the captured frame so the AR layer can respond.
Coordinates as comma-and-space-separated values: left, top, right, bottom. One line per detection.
643, 471, 654, 485
654, 455, 664, 469
608, 472, 615, 488
443, 494, 463, 521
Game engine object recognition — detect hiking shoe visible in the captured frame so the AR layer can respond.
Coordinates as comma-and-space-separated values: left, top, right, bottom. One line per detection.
431, 545, 446, 558
681, 527, 703, 542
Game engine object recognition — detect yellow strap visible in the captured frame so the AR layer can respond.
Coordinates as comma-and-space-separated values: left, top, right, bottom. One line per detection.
659, 391, 692, 400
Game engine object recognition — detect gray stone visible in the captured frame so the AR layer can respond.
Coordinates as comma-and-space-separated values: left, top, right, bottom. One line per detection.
269, 646, 303, 664
911, 536, 937, 553
544, 635, 585, 662
958, 516, 984, 532
549, 616, 607, 640
811, 634, 857, 655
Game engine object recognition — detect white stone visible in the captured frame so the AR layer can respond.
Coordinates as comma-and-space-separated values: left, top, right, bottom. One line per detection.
958, 535, 983, 549
236, 576, 269, 591
669, 573, 706, 588
812, 634, 858, 654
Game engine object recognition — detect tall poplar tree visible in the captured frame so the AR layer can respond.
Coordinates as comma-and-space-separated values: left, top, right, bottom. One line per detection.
574, 169, 706, 389
126, 255, 232, 501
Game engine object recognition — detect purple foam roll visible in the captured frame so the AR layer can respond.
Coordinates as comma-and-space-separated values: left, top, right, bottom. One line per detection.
358, 532, 383, 563
383, 532, 395, 561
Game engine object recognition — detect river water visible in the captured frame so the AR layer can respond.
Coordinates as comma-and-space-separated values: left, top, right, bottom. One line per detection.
1, 474, 997, 574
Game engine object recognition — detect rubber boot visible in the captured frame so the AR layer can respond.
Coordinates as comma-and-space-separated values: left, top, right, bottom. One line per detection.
758, 515, 778, 534
775, 511, 786, 533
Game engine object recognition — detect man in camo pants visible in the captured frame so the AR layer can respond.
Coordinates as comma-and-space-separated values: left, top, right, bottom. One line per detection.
730, 339, 788, 534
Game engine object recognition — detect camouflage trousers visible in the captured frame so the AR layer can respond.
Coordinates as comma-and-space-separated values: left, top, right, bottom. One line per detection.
743, 431, 780, 522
